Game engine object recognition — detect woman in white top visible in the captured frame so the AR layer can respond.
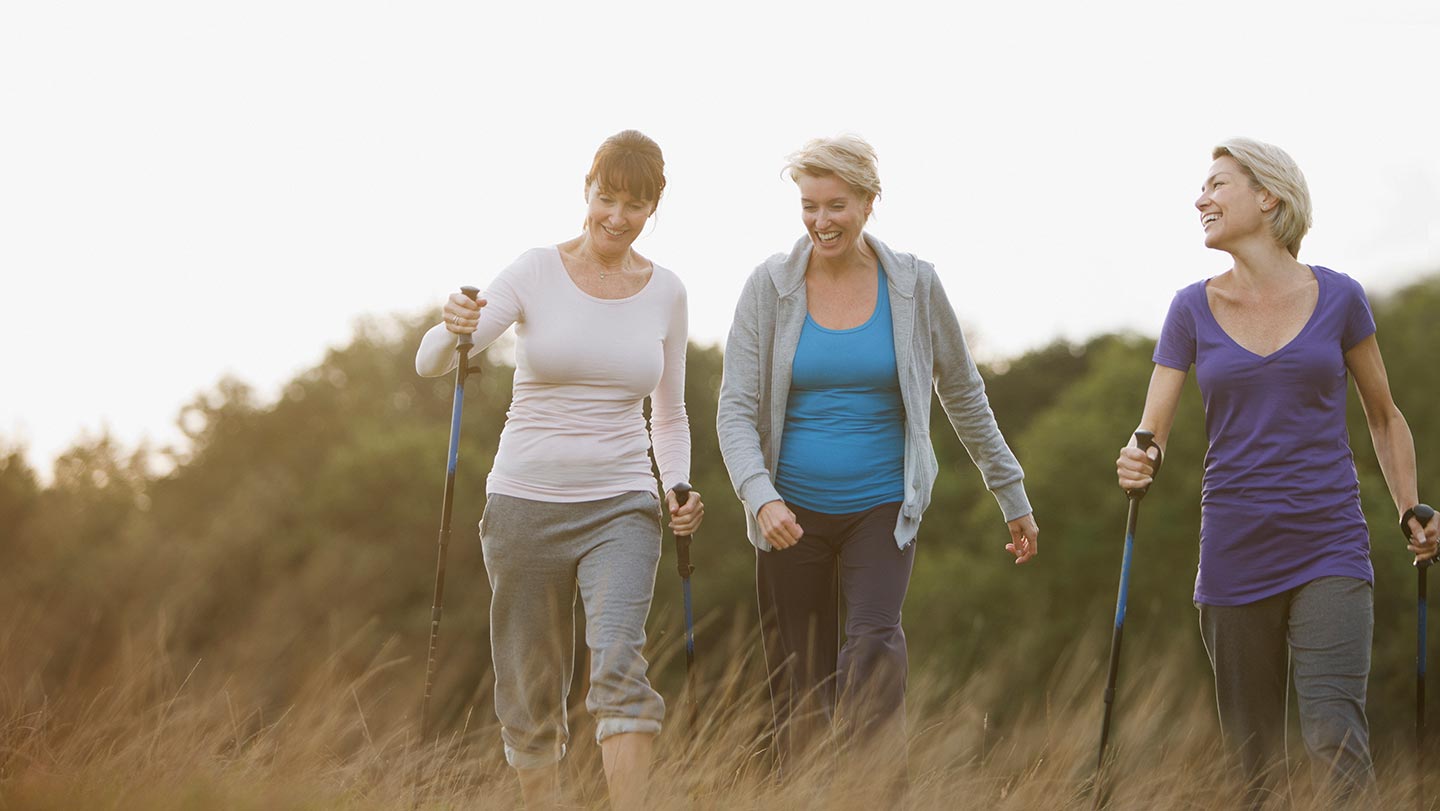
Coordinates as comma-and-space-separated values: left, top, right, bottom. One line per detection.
415, 130, 704, 811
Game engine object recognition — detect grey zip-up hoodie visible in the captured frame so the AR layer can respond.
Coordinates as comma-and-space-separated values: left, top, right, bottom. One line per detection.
716, 233, 1032, 551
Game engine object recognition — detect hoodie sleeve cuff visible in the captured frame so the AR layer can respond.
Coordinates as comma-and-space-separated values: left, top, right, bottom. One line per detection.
738, 473, 782, 518
992, 480, 1032, 523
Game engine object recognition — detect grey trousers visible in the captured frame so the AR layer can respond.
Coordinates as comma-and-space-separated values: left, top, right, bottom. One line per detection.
480, 491, 666, 770
1197, 575, 1375, 802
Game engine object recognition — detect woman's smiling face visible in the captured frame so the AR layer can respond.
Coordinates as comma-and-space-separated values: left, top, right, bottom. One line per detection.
584, 181, 654, 258
1195, 155, 1274, 252
797, 172, 872, 259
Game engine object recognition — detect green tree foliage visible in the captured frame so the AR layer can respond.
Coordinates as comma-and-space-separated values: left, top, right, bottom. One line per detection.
0, 444, 41, 559
4, 277, 1438, 748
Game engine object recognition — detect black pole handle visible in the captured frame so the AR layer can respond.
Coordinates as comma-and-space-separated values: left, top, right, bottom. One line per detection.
456, 286, 480, 348
1127, 430, 1161, 500
673, 482, 693, 508
672, 483, 695, 579
1403, 503, 1436, 570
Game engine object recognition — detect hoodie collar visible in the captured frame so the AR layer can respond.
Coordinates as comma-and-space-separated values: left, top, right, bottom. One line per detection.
766, 232, 917, 299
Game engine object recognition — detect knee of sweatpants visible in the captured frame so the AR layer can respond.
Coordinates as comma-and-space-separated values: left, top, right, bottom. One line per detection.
586, 643, 665, 741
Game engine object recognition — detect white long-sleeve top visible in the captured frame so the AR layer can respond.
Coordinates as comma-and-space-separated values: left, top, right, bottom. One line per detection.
416, 246, 691, 502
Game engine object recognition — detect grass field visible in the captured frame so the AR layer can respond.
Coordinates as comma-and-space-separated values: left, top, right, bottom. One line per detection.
2, 608, 1429, 811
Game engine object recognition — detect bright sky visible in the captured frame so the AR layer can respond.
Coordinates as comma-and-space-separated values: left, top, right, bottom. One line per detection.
4, 1, 1439, 476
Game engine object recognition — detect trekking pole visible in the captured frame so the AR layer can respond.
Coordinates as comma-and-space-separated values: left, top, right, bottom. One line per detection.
1404, 503, 1436, 811
420, 285, 482, 742
1093, 430, 1161, 808
672, 482, 698, 729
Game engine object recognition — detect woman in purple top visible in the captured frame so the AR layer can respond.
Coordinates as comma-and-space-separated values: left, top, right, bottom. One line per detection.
1116, 137, 1439, 802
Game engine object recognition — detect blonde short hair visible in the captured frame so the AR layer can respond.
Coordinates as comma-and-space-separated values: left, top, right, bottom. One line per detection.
1212, 137, 1313, 258
784, 134, 882, 202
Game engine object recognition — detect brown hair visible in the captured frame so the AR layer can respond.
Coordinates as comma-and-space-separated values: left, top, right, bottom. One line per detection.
585, 130, 666, 206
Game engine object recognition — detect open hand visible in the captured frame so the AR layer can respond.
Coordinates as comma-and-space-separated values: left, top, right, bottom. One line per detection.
1006, 513, 1039, 564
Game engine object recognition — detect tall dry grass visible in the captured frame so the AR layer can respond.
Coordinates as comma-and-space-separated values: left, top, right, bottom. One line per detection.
2, 604, 1430, 811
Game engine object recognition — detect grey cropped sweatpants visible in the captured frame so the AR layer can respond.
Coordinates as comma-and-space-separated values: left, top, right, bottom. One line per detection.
480, 491, 666, 770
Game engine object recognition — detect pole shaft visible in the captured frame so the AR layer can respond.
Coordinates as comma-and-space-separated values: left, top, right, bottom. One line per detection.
420, 348, 470, 741
1095, 497, 1141, 788
671, 484, 697, 729
1095, 430, 1157, 808
1419, 565, 1428, 811
682, 578, 696, 728
682, 580, 695, 668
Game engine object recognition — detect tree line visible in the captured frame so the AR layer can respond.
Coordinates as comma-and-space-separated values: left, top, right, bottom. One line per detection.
2, 273, 1436, 750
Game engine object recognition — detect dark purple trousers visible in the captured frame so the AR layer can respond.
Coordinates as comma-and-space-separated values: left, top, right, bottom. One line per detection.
756, 500, 913, 772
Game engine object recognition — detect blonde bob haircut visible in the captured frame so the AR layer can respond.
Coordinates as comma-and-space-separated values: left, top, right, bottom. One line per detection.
784, 134, 882, 204
1212, 137, 1313, 258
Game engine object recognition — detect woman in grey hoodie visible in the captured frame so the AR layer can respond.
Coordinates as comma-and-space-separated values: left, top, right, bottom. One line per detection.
716, 134, 1039, 779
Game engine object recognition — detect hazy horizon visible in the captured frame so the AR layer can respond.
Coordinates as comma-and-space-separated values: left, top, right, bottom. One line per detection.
5, 1, 1439, 475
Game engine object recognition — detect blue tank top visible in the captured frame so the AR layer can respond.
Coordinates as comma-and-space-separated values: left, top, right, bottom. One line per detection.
775, 265, 905, 514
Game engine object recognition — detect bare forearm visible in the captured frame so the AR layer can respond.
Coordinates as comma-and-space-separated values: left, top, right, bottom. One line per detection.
1136, 365, 1186, 451
1368, 408, 1420, 516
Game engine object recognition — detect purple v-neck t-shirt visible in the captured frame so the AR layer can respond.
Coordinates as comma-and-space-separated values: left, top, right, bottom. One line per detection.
1154, 265, 1376, 606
